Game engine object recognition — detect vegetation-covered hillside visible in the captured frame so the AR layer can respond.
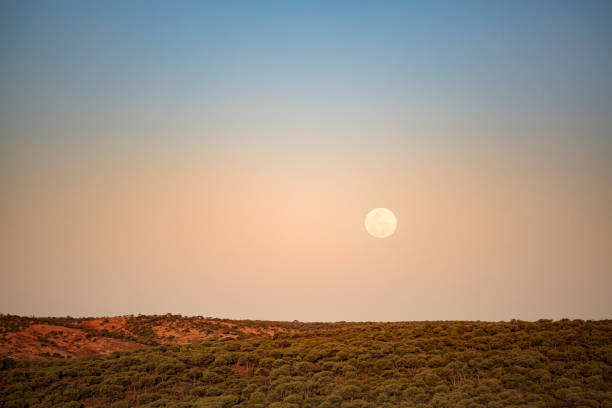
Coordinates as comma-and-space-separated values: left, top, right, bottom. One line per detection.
0, 314, 305, 359
1, 318, 611, 408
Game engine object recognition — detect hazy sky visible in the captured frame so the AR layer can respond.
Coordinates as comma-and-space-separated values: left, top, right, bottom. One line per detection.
1, 1, 611, 321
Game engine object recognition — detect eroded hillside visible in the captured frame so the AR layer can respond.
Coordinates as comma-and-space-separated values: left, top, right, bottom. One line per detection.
0, 314, 304, 359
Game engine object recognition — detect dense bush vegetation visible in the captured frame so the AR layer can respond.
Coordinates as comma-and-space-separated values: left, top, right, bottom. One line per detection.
1, 319, 611, 407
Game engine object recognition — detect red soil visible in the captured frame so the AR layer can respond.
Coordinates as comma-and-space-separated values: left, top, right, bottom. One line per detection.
0, 315, 294, 360
0, 324, 142, 359
79, 317, 130, 334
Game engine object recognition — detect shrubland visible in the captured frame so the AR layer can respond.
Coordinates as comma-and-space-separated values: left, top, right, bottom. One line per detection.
1, 318, 611, 407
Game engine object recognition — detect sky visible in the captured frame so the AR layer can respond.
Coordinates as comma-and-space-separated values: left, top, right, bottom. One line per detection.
1, 0, 611, 322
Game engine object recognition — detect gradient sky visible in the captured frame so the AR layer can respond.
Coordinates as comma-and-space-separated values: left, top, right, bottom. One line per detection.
1, 0, 611, 321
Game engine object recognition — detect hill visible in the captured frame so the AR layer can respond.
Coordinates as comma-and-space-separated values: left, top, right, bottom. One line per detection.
0, 316, 611, 407
0, 314, 313, 359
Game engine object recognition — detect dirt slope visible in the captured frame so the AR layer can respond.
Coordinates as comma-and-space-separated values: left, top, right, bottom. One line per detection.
0, 314, 298, 359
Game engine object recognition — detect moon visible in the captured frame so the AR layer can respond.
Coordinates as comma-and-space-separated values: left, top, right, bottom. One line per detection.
365, 208, 397, 238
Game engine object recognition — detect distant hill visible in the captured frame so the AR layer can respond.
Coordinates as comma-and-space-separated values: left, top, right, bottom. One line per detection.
0, 316, 611, 407
0, 314, 316, 359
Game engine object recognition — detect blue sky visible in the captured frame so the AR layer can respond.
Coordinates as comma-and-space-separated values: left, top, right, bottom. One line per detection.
2, 0, 610, 149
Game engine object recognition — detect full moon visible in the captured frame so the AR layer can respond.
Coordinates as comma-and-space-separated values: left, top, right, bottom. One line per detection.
365, 208, 397, 238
